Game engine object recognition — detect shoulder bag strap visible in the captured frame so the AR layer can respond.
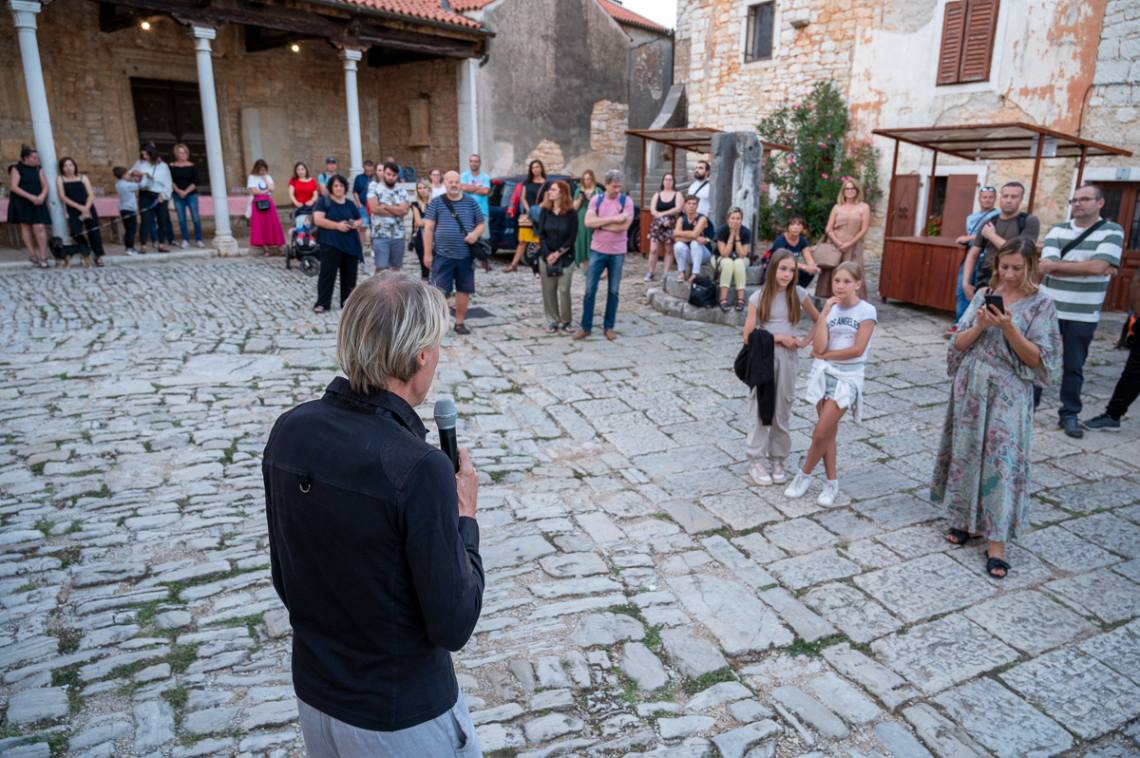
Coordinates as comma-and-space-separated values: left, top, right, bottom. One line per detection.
1059, 219, 1107, 259
441, 196, 470, 237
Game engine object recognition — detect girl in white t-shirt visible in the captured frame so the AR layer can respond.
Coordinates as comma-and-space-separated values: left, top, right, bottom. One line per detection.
742, 251, 820, 485
785, 262, 877, 505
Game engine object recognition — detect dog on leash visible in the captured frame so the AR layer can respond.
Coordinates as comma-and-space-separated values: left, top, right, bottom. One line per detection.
49, 237, 92, 268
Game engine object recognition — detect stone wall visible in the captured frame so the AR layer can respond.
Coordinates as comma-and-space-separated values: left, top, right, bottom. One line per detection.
477, 0, 630, 178
1082, 0, 1140, 175
0, 0, 460, 201
590, 101, 630, 168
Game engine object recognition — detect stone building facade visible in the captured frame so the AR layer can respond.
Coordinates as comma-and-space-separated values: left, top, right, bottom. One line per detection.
674, 0, 1140, 262
3, 0, 487, 251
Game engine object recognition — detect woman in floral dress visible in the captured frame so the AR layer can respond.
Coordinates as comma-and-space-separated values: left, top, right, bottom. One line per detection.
931, 236, 1060, 578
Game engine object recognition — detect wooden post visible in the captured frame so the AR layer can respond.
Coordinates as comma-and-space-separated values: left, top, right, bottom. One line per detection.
1027, 133, 1045, 213
924, 149, 939, 236
671, 148, 677, 183
639, 138, 649, 255
639, 138, 648, 211
884, 138, 900, 238
1075, 144, 1088, 189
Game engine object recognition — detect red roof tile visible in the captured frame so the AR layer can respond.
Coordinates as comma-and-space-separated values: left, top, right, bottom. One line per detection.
597, 0, 669, 35
336, 0, 484, 30
451, 0, 493, 9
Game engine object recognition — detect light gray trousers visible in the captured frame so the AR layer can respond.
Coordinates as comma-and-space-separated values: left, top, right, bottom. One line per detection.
298, 693, 481, 758
745, 345, 798, 463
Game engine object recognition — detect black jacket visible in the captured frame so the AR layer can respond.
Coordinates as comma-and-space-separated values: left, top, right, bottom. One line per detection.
538, 208, 578, 267
262, 378, 484, 731
745, 328, 776, 425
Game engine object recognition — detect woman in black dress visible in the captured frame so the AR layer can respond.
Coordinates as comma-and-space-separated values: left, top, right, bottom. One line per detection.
6, 145, 51, 267
312, 174, 363, 313
56, 157, 106, 266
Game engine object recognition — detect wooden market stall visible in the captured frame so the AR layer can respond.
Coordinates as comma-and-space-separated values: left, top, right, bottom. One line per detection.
873, 122, 1132, 312
625, 127, 790, 254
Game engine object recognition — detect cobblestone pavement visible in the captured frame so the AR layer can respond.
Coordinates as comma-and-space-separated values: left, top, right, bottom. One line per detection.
1, 256, 1138, 758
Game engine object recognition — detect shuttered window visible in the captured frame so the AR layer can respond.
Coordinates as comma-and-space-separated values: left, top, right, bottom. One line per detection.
745, 2, 775, 63
936, 0, 999, 85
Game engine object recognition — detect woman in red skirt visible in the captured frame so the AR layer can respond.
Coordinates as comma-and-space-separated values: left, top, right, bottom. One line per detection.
247, 159, 285, 255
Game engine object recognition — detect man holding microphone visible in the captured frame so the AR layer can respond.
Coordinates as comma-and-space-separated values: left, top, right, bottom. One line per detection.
263, 273, 483, 756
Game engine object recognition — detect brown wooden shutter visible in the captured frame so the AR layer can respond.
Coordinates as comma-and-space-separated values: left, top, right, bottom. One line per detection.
959, 0, 999, 82
941, 175, 980, 238
937, 1, 966, 86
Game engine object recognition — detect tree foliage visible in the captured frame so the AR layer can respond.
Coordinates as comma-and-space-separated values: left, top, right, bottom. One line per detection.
757, 80, 881, 240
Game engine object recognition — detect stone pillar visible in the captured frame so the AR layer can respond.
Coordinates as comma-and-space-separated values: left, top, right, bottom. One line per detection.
191, 26, 238, 255
8, 0, 66, 238
340, 48, 364, 182
709, 132, 762, 234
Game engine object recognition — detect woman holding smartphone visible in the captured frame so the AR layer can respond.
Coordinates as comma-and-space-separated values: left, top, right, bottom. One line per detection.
931, 237, 1060, 579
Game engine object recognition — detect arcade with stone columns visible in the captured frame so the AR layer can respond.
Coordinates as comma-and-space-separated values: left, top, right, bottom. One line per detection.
1, 0, 488, 254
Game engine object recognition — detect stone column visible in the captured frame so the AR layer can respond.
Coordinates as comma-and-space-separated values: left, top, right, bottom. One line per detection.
192, 26, 238, 255
340, 48, 364, 182
709, 131, 762, 234
8, 0, 66, 238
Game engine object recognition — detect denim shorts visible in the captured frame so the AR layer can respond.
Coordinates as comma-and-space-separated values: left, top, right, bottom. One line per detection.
431, 255, 475, 296
372, 237, 405, 270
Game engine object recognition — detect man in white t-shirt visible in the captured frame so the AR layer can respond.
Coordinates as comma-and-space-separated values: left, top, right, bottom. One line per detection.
689, 160, 711, 217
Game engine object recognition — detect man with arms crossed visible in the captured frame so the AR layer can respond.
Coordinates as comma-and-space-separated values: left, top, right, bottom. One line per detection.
960, 181, 1039, 305
1038, 183, 1124, 438
263, 275, 484, 756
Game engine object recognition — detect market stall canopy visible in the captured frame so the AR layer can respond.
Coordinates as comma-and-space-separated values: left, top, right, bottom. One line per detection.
871, 122, 1132, 161
626, 127, 791, 155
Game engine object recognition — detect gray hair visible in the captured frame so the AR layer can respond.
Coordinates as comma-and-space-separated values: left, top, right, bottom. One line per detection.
337, 274, 449, 393
727, 206, 743, 217
604, 169, 624, 185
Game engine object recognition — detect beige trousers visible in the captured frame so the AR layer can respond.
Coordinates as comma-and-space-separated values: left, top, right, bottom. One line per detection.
540, 258, 574, 325
745, 345, 798, 462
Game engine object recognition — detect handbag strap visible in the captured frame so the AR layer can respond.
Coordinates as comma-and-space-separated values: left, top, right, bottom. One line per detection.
1059, 218, 1106, 259
441, 195, 470, 237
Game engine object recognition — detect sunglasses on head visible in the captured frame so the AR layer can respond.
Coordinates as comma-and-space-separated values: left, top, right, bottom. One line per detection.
979, 186, 996, 192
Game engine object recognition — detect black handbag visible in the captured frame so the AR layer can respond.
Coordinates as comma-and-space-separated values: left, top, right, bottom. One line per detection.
254, 198, 271, 212
688, 275, 718, 308
441, 195, 492, 261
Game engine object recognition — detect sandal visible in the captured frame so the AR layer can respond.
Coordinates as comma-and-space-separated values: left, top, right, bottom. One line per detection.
945, 528, 981, 546
735, 300, 746, 311
985, 552, 1010, 579
719, 300, 730, 312
313, 306, 327, 314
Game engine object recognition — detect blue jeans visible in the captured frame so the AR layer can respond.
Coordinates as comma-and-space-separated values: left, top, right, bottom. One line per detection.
955, 263, 970, 320
172, 193, 202, 243
581, 251, 625, 333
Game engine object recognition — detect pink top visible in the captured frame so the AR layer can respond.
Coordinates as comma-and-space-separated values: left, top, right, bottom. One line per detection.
589, 193, 633, 255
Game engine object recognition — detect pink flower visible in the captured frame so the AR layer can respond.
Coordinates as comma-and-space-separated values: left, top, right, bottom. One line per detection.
821, 172, 829, 180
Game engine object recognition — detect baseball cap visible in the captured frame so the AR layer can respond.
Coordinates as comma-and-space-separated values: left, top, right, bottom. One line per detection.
325, 156, 337, 163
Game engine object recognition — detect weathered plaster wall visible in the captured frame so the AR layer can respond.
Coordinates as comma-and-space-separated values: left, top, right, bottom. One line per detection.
851, 0, 1110, 236
0, 0, 458, 200
478, 0, 629, 177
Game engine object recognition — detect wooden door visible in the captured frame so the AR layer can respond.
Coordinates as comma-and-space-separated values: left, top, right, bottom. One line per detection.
1101, 182, 1139, 312
888, 174, 920, 237
130, 78, 210, 192
940, 175, 978, 239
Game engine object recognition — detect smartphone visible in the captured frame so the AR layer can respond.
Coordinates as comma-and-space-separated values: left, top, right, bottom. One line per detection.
984, 293, 1005, 314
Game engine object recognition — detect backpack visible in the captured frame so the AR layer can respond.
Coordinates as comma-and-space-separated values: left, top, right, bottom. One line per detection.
688, 275, 718, 308
593, 193, 630, 215
972, 212, 1028, 287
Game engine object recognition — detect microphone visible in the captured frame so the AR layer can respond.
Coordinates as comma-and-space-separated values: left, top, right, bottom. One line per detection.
433, 396, 459, 472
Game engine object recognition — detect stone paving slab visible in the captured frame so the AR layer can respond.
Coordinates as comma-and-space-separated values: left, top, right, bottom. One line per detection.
0, 257, 1137, 756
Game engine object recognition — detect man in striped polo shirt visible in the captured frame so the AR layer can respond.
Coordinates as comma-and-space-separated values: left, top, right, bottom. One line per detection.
1038, 183, 1124, 438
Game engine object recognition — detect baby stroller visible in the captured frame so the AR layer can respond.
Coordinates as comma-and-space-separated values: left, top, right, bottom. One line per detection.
286, 208, 320, 276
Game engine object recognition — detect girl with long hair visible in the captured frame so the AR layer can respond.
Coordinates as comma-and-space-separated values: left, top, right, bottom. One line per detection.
410, 180, 434, 280
818, 176, 870, 298
56, 157, 106, 265
646, 173, 679, 281
743, 250, 820, 484
784, 262, 877, 506
572, 169, 602, 268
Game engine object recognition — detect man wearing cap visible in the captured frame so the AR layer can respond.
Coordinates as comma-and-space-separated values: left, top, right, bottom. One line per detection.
317, 156, 338, 197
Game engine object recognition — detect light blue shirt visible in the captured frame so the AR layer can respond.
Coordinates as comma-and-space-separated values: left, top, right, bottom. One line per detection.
115, 179, 141, 213
965, 208, 999, 236
460, 170, 490, 217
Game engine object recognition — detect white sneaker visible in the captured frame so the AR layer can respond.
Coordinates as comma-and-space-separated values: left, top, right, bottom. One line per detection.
784, 470, 813, 498
644, 271, 655, 282
195, 240, 205, 248
771, 461, 787, 484
125, 248, 140, 256
750, 461, 772, 486
180, 240, 189, 249
817, 480, 839, 506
